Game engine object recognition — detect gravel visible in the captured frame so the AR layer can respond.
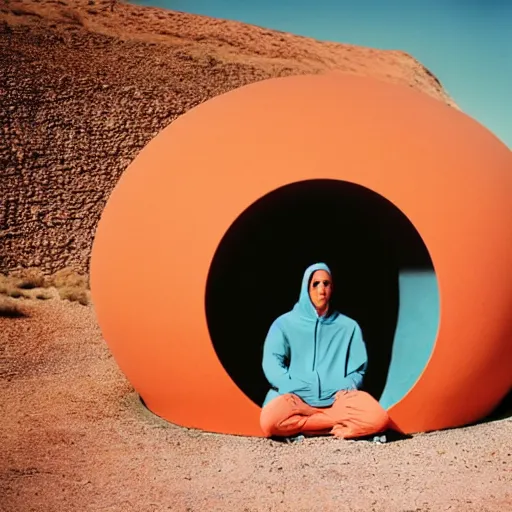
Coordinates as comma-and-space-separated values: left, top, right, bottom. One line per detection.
1, 299, 510, 511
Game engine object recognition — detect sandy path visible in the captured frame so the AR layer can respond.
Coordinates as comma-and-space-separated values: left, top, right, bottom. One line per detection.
1, 300, 510, 511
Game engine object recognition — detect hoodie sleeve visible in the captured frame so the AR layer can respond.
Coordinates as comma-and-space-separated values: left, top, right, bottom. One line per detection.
339, 323, 368, 390
262, 321, 292, 391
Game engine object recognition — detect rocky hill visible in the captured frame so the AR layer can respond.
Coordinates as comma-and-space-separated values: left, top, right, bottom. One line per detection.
1, 0, 458, 275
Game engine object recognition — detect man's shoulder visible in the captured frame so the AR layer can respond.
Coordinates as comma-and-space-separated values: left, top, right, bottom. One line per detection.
272, 311, 294, 326
268, 310, 297, 331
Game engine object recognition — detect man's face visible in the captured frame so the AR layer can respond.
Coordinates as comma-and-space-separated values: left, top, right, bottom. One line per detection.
308, 269, 332, 313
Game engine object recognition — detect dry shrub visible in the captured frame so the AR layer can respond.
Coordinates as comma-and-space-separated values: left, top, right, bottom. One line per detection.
0, 297, 28, 318
0, 267, 90, 305
58, 286, 90, 306
35, 290, 53, 300
49, 268, 90, 306
5, 288, 29, 299
0, 273, 8, 294
9, 267, 47, 289
0, 274, 31, 299
49, 268, 88, 289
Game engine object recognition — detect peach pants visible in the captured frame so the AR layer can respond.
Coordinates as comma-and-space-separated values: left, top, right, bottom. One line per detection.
260, 390, 389, 439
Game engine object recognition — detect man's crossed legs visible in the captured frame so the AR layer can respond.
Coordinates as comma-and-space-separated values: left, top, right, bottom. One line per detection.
260, 390, 389, 440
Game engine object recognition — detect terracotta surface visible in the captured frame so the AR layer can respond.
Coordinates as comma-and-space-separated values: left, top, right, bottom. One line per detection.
1, 0, 458, 275
90, 73, 512, 437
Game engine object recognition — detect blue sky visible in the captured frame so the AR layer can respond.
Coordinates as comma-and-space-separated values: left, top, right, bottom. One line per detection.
134, 0, 511, 149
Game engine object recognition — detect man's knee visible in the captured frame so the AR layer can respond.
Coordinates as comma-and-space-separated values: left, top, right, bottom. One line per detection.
259, 393, 295, 437
260, 409, 275, 437
355, 391, 390, 431
334, 389, 389, 422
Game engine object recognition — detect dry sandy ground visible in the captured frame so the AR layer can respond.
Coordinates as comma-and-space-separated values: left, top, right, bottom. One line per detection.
1, 299, 511, 512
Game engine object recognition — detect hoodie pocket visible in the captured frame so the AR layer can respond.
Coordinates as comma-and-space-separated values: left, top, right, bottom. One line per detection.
281, 376, 312, 394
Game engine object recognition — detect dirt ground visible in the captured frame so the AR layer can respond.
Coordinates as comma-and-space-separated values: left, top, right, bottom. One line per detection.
1, 299, 511, 512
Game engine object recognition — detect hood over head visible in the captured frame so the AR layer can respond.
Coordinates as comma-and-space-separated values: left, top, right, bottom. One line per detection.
294, 262, 336, 321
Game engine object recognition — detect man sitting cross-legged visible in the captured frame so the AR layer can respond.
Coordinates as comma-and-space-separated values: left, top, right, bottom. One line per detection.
260, 262, 389, 441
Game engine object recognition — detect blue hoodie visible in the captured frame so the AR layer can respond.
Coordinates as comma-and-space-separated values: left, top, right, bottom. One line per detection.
261, 262, 368, 408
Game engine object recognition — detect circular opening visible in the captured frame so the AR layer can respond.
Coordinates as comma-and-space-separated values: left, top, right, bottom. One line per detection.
205, 179, 440, 408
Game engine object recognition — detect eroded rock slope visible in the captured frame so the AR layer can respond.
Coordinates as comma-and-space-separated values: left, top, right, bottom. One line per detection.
1, 0, 457, 274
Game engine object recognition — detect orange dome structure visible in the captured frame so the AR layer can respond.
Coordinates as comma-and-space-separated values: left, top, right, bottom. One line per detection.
89, 72, 512, 437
